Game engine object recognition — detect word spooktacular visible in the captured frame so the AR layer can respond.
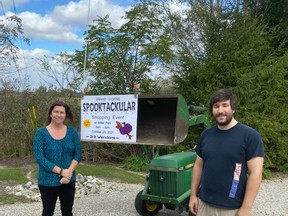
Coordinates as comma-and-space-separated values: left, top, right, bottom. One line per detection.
82, 101, 136, 113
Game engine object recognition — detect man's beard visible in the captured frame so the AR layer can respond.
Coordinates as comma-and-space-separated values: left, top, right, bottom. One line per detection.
215, 114, 233, 126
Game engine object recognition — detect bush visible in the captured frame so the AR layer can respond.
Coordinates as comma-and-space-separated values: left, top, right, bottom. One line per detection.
122, 155, 149, 172
0, 86, 81, 159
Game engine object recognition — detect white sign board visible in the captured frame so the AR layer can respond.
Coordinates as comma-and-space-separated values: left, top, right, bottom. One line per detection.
81, 95, 138, 143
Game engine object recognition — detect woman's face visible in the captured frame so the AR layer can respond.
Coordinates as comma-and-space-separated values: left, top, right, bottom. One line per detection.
50, 105, 66, 124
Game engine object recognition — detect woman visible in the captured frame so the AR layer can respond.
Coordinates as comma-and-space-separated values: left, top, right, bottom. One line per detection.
34, 101, 82, 216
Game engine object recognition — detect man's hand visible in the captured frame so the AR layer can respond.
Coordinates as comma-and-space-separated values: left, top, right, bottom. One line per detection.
189, 195, 199, 215
237, 206, 252, 216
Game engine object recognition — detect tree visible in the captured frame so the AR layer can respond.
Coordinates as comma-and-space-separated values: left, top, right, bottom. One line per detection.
38, 52, 83, 91
132, 0, 288, 174
72, 14, 157, 95
247, 0, 288, 50
170, 1, 288, 174
69, 0, 288, 173
0, 15, 30, 73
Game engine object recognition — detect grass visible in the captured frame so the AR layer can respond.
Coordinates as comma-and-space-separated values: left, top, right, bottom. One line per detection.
0, 163, 147, 186
0, 163, 146, 205
0, 168, 28, 184
0, 194, 29, 205
76, 163, 146, 184
0, 168, 31, 205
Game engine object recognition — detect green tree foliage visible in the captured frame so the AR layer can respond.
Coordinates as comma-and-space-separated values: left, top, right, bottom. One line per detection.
247, 0, 288, 50
235, 53, 288, 173
3, 0, 286, 174
128, 0, 288, 173
72, 13, 169, 95
169, 1, 288, 173
71, 0, 288, 172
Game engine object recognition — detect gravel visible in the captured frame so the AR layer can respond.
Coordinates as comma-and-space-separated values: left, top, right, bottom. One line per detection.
252, 177, 288, 216
0, 177, 288, 216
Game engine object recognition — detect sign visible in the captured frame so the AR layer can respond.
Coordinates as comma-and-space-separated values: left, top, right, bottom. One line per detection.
81, 95, 138, 143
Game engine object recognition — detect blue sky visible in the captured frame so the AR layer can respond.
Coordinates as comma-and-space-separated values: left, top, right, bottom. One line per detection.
2, 0, 136, 53
0, 0, 138, 87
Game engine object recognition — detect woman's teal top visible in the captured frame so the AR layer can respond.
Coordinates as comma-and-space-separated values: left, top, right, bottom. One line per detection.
33, 126, 82, 186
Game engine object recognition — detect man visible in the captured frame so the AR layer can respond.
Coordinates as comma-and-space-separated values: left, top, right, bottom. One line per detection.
189, 89, 264, 216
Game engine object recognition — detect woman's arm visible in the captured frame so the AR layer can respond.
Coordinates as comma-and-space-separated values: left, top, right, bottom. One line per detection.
34, 129, 57, 173
61, 127, 82, 180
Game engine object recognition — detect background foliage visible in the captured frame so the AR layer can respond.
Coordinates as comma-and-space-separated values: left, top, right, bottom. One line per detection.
1, 0, 288, 175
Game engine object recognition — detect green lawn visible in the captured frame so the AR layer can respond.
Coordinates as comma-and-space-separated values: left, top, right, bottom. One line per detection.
76, 163, 146, 184
0, 163, 146, 185
0, 168, 28, 184
0, 163, 146, 205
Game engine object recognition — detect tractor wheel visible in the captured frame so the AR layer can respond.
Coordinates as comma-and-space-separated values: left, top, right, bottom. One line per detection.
134, 190, 161, 216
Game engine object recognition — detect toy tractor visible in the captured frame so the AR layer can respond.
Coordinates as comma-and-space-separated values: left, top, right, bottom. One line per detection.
134, 95, 210, 216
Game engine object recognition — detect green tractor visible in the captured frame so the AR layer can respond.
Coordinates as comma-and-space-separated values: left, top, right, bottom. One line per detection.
134, 95, 210, 216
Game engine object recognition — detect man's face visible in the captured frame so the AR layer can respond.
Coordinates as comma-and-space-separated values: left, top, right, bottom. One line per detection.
212, 99, 234, 126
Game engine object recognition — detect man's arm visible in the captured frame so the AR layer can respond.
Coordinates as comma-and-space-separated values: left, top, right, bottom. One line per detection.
189, 156, 203, 215
238, 157, 264, 216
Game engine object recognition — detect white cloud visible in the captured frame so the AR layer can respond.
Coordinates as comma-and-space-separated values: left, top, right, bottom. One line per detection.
6, 0, 128, 44
15, 11, 82, 43
23, 48, 52, 60
3, 48, 53, 88
1, 0, 131, 89
50, 0, 128, 29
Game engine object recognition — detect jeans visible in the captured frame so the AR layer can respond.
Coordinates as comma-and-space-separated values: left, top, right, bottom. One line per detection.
39, 181, 76, 216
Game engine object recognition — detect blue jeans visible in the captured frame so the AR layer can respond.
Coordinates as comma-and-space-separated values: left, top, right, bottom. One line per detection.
39, 181, 76, 216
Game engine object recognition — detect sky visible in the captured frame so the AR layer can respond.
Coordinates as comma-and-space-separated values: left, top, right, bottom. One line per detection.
0, 0, 138, 89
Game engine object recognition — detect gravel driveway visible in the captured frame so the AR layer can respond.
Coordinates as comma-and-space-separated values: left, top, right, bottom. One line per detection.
0, 177, 288, 216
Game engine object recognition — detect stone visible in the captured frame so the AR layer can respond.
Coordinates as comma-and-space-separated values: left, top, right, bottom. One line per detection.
4, 174, 128, 202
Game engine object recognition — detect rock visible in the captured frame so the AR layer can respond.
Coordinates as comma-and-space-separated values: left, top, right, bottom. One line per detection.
4, 174, 128, 202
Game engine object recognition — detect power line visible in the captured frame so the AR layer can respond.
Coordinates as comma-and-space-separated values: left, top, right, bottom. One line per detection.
8, 0, 30, 90
83, 0, 91, 93
12, 0, 16, 13
0, 0, 5, 16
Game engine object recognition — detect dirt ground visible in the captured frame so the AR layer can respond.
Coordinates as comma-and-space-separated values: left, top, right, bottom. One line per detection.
0, 156, 35, 167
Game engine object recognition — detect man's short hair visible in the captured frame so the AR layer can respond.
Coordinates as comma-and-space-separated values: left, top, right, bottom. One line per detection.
209, 89, 238, 115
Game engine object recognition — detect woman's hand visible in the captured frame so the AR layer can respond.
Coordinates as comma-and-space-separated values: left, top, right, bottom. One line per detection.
61, 169, 72, 180
60, 177, 70, 184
